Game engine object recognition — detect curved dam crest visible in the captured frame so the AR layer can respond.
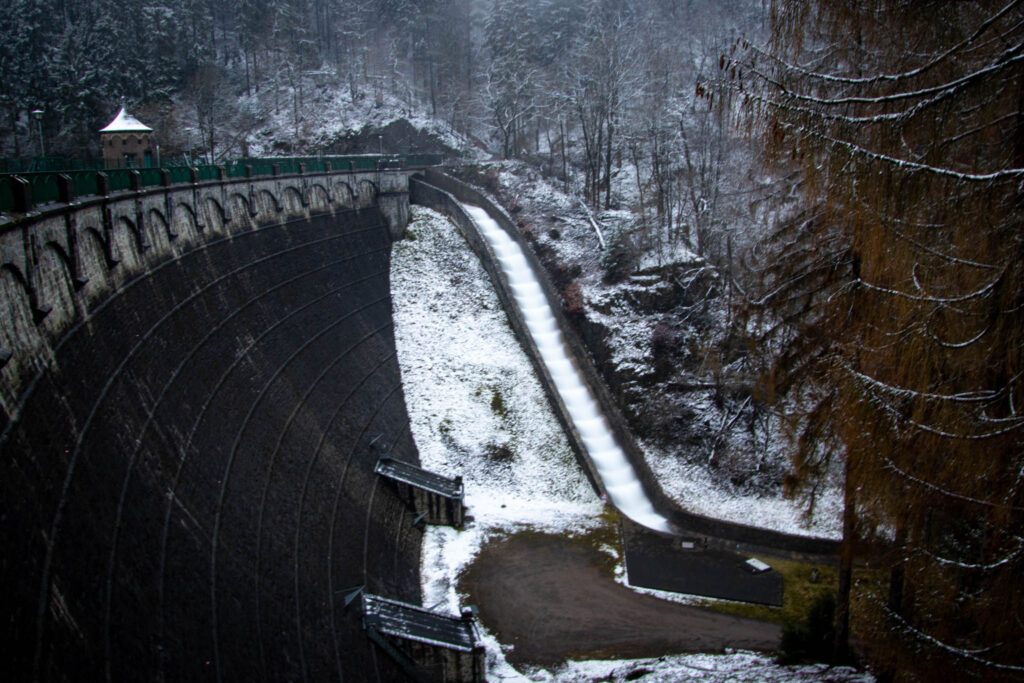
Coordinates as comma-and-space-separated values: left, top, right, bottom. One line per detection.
0, 171, 422, 681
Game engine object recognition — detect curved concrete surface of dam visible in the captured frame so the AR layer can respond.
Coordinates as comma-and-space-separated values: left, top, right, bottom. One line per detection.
0, 202, 421, 681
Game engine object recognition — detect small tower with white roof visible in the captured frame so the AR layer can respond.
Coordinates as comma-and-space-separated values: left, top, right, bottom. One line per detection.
99, 107, 154, 168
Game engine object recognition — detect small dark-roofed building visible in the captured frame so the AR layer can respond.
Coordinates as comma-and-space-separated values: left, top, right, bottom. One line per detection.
375, 456, 467, 528
100, 107, 154, 168
362, 594, 485, 683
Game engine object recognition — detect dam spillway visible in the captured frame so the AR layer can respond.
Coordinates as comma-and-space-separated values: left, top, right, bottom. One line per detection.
0, 203, 422, 681
462, 204, 670, 533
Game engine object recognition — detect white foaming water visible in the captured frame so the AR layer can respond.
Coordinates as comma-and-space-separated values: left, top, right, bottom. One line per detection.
463, 204, 671, 532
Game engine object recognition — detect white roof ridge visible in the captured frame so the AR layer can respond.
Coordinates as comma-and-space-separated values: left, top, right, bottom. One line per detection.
100, 107, 152, 133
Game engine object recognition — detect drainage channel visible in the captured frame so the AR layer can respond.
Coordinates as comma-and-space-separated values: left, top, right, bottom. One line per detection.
462, 204, 670, 533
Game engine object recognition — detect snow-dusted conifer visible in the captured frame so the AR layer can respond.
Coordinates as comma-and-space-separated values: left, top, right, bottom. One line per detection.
745, 2, 1024, 677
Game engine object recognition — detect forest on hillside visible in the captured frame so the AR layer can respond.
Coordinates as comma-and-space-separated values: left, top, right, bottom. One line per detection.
3, 0, 1022, 680
1, 0, 763, 269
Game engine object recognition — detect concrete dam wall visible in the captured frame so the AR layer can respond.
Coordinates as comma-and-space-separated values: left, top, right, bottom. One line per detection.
0, 172, 421, 681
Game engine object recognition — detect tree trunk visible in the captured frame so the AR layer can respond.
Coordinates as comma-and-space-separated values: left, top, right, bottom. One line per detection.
428, 54, 437, 118
834, 463, 856, 663
604, 117, 613, 209
560, 117, 568, 192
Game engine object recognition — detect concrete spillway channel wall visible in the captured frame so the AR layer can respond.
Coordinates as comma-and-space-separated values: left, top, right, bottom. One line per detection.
411, 170, 840, 559
0, 168, 424, 681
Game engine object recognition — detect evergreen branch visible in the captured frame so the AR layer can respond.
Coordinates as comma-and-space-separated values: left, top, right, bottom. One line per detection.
775, 120, 1024, 181
747, 0, 1024, 86
876, 398, 1024, 441
920, 537, 1024, 571
845, 363, 1008, 404
887, 608, 1024, 672
855, 272, 1003, 304
750, 38, 1024, 107
875, 450, 1024, 511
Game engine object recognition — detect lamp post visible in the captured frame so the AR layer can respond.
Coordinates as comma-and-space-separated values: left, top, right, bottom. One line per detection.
378, 135, 383, 156
31, 109, 45, 158
184, 127, 194, 166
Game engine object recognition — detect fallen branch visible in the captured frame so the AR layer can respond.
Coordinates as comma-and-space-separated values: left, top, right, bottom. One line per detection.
577, 198, 606, 249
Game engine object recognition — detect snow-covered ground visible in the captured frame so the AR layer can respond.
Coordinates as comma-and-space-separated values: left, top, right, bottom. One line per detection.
243, 83, 483, 160
483, 162, 844, 539
529, 652, 873, 683
390, 206, 869, 681
391, 207, 601, 532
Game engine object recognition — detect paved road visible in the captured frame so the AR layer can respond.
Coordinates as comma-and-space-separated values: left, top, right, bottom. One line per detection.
460, 532, 781, 667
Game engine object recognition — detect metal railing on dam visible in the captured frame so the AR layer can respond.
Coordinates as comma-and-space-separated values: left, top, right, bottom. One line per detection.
0, 153, 442, 214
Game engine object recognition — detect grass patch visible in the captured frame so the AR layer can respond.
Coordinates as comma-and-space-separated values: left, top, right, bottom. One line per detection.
490, 386, 508, 419
475, 384, 509, 420
483, 442, 515, 462
683, 557, 887, 640
683, 556, 838, 625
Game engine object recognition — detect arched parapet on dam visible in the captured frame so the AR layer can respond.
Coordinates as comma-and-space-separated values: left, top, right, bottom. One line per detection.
0, 167, 410, 413
0, 167, 422, 681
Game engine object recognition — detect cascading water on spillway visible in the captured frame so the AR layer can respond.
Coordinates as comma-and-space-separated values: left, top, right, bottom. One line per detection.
463, 204, 671, 533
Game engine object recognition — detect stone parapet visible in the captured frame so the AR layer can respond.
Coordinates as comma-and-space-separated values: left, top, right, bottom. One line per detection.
0, 167, 409, 418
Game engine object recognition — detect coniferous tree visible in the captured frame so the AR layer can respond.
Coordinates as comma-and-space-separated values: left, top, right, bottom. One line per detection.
743, 2, 1024, 678
0, 0, 53, 155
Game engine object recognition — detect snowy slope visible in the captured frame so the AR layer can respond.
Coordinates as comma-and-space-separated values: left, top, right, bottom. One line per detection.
391, 206, 869, 681
467, 162, 843, 540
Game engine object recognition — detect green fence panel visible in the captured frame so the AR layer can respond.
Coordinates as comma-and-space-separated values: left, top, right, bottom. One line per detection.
68, 171, 99, 198
138, 168, 163, 188
0, 177, 17, 212
107, 170, 133, 192
0, 159, 29, 173
30, 158, 62, 173
406, 153, 442, 168
61, 158, 105, 171
197, 165, 219, 181
0, 157, 116, 173
28, 174, 60, 205
249, 163, 275, 178
168, 167, 192, 184
224, 164, 248, 179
